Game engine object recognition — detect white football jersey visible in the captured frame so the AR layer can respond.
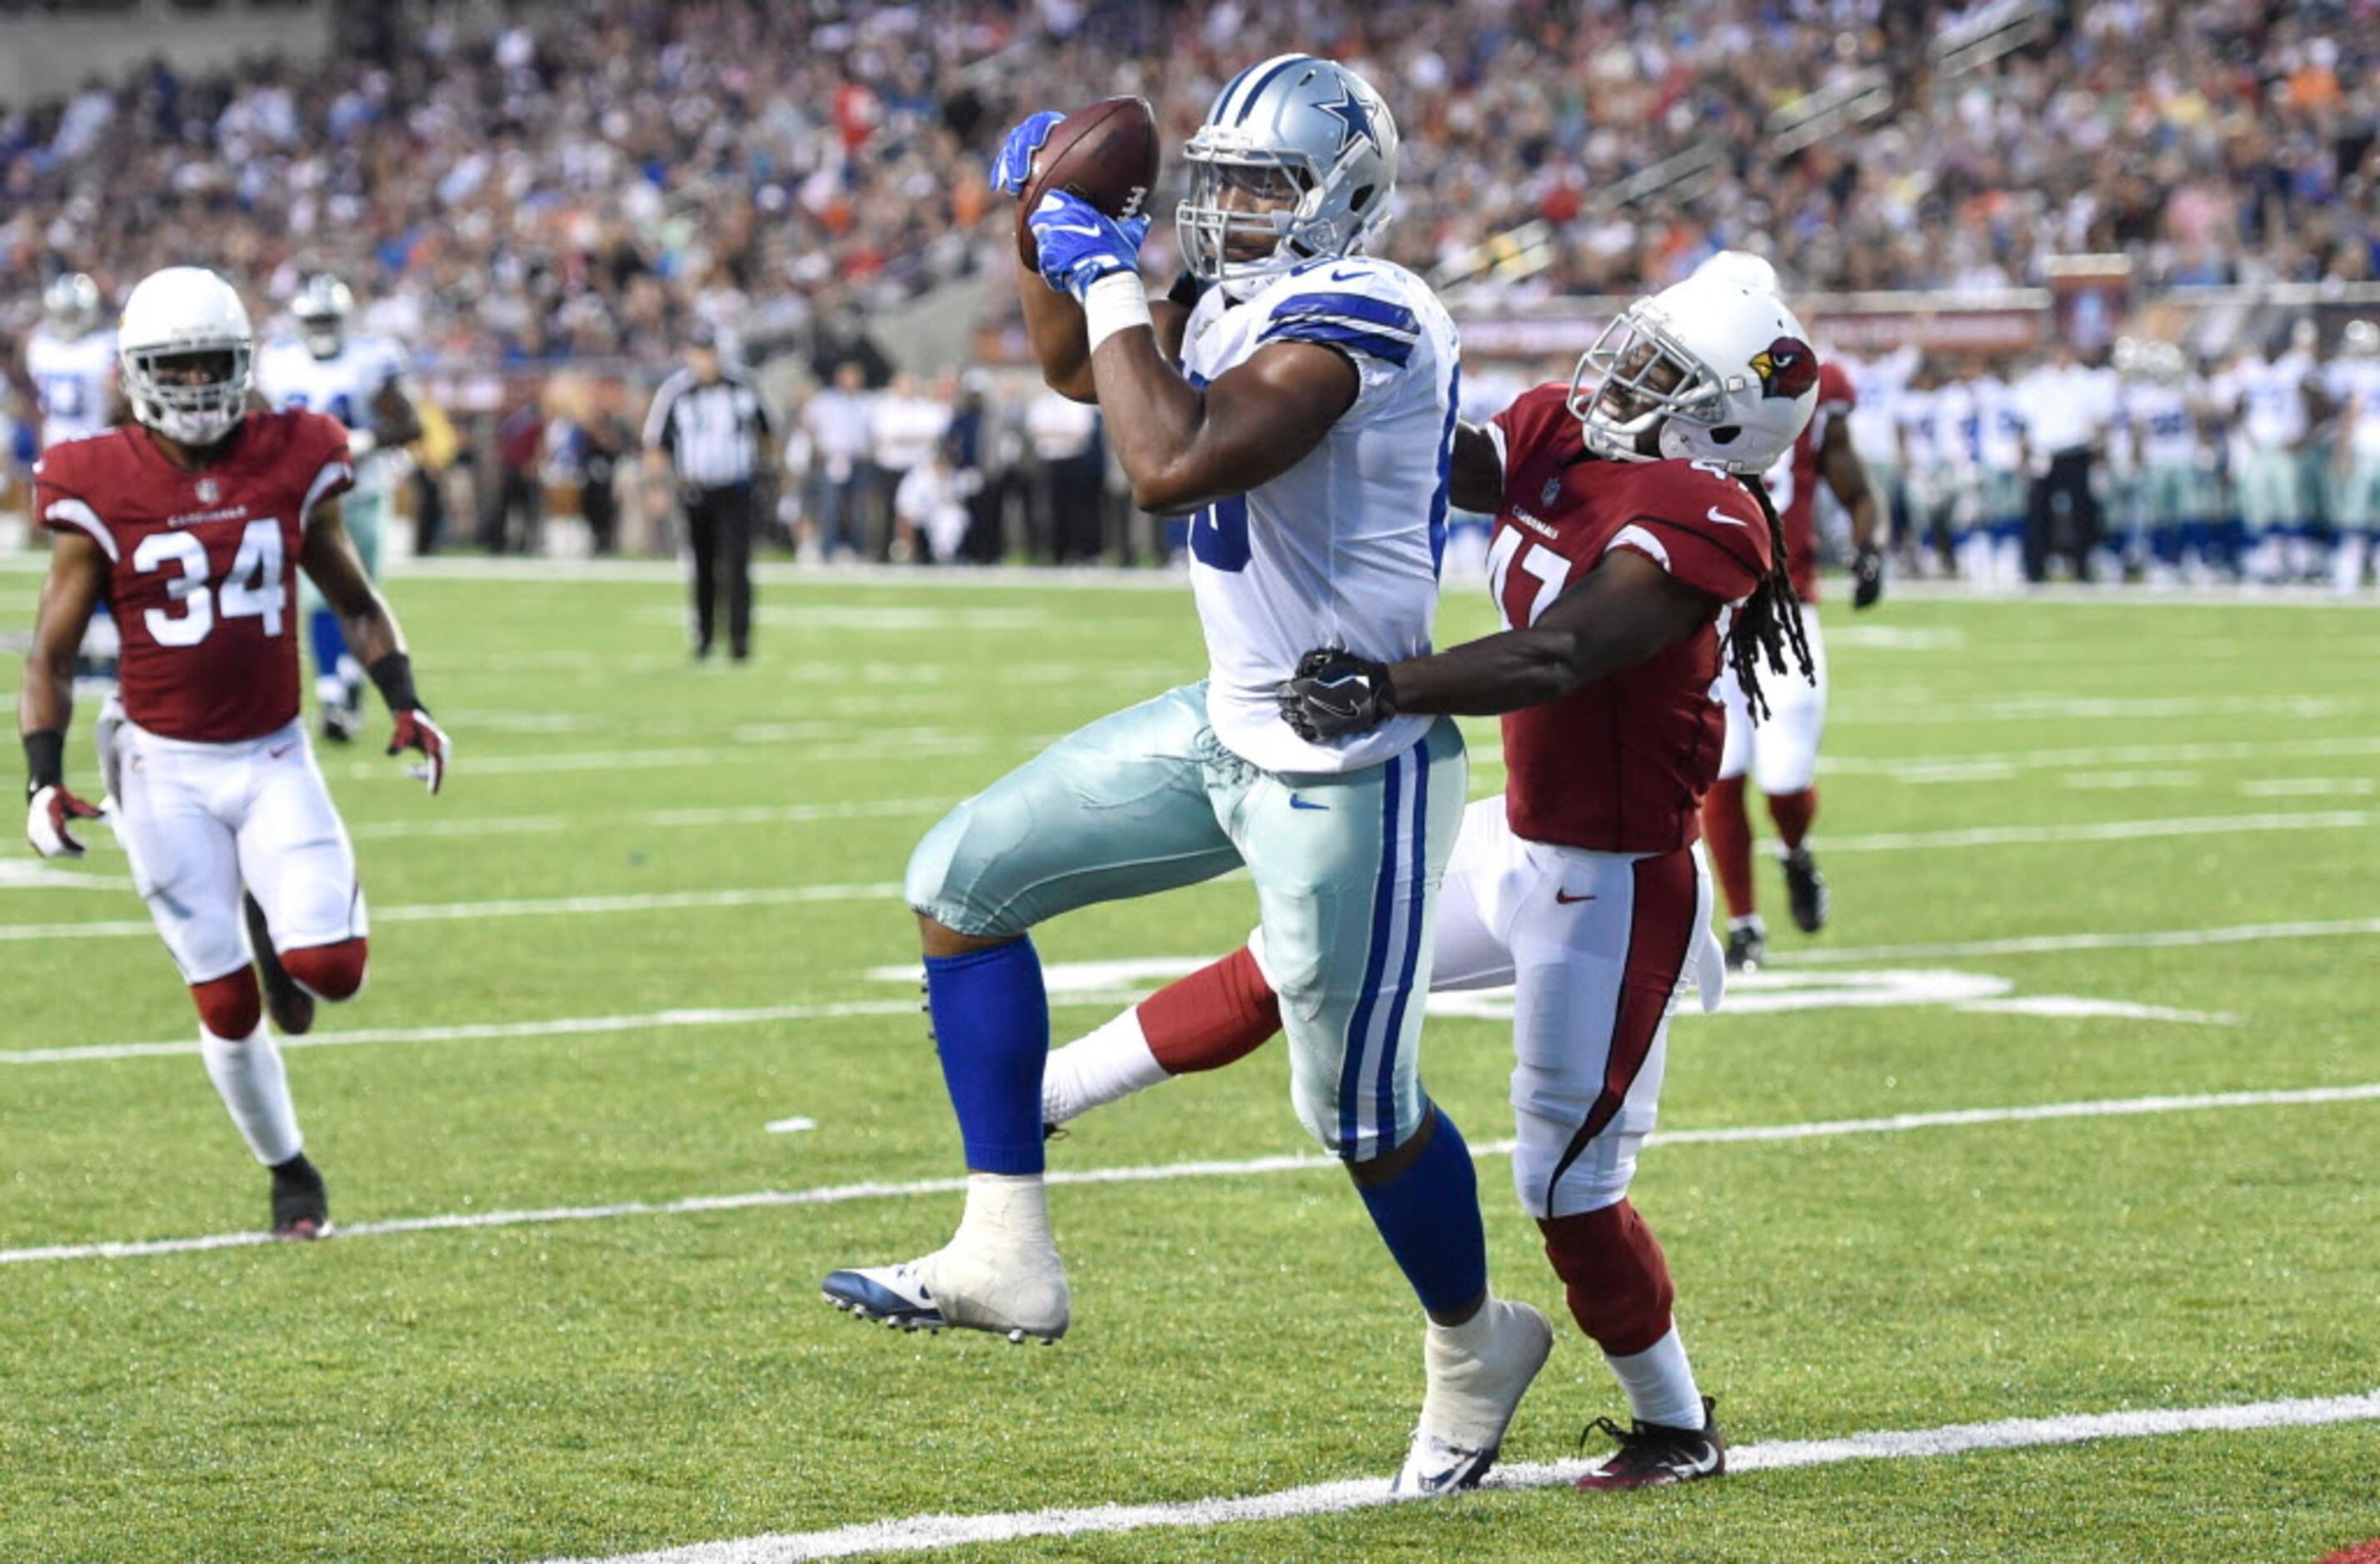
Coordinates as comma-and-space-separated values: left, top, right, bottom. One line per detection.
256, 335, 410, 482
1970, 376, 2027, 474
1895, 386, 1948, 469
1845, 345, 1919, 466
2228, 352, 2312, 448
24, 326, 117, 451
2123, 381, 2198, 466
2328, 359, 2380, 458
1179, 257, 1460, 774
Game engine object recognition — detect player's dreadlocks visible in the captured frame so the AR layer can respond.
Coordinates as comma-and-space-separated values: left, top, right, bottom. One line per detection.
1724, 474, 1815, 722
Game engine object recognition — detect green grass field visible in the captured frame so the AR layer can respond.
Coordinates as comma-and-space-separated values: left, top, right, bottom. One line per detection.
2, 559, 2376, 1562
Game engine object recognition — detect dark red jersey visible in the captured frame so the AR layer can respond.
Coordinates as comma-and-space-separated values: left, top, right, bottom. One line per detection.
1767, 357, 1854, 601
35, 411, 354, 743
1486, 384, 1773, 854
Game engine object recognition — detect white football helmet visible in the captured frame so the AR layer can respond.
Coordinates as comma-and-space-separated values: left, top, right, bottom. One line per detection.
1693, 249, 1781, 297
1178, 55, 1398, 298
42, 273, 102, 337
1569, 274, 1820, 475
293, 273, 353, 361
2344, 319, 2378, 358
118, 266, 255, 449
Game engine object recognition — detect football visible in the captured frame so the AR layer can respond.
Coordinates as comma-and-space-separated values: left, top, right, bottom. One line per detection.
1014, 96, 1161, 267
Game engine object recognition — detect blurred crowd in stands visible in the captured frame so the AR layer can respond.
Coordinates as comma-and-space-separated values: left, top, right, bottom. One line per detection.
4, 0, 2378, 585
2, 0, 2375, 368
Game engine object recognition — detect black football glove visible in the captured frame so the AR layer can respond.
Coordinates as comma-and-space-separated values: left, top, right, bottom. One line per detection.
1851, 543, 1885, 610
1276, 648, 1397, 742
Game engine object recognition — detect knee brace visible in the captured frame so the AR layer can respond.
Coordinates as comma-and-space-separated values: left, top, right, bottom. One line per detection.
282, 938, 369, 1002
1539, 1198, 1677, 1358
192, 969, 262, 1039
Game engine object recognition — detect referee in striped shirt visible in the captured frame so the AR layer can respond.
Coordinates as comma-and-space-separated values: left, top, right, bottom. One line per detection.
644, 326, 776, 661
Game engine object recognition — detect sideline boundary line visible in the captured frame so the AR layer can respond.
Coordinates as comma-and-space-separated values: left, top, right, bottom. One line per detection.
542, 1388, 2380, 1562
6, 1081, 2376, 1266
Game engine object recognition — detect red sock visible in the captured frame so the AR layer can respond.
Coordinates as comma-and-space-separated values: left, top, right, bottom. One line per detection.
1538, 1199, 1676, 1358
1767, 787, 1818, 849
1137, 945, 1282, 1075
1702, 775, 1757, 920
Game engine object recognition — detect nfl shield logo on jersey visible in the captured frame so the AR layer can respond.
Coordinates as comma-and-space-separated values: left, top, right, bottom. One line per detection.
1541, 476, 1561, 506
195, 477, 220, 505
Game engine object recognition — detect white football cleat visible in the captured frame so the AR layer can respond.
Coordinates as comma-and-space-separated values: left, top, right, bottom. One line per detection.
822, 1242, 1070, 1346
1393, 1297, 1554, 1496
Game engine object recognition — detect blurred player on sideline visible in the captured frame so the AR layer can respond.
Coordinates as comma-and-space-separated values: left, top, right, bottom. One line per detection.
256, 274, 422, 742
1690, 252, 1883, 971
2326, 321, 2380, 592
1042, 271, 1823, 1490
20, 266, 449, 1238
824, 62, 1554, 1497
26, 273, 126, 679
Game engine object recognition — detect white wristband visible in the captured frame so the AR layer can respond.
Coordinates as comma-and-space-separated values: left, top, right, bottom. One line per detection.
1081, 271, 1153, 354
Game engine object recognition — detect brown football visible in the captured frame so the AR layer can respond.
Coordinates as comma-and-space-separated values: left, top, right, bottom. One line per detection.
1014, 97, 1161, 267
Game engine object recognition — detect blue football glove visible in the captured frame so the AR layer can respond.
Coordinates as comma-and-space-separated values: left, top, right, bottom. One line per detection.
990, 111, 1064, 197
1030, 191, 1150, 301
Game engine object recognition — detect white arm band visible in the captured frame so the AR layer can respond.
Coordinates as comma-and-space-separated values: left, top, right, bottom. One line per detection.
1081, 271, 1153, 355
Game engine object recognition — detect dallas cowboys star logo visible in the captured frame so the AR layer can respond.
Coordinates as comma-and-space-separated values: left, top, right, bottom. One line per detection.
1317, 84, 1378, 157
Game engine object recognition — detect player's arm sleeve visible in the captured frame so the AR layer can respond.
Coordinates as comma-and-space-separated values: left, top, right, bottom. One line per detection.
31, 458, 121, 565
1253, 286, 1424, 415
1604, 487, 1771, 605
1483, 383, 1575, 507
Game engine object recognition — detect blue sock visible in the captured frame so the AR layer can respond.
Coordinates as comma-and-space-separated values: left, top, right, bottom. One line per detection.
924, 938, 1049, 1176
1357, 1104, 1488, 1317
309, 607, 348, 687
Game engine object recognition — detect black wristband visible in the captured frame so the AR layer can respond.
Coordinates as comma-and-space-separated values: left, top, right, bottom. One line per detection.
367, 653, 423, 714
1165, 269, 1210, 311
24, 729, 65, 796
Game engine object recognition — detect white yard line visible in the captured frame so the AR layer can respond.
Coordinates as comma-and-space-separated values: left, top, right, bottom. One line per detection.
0, 882, 902, 944
9, 811, 2363, 943
1832, 694, 2358, 727
0, 999, 927, 1065
537, 1388, 2380, 1563
1787, 916, 2380, 965
343, 799, 950, 842
12, 914, 2366, 1063
1822, 735, 2380, 779
5, 1081, 2374, 1267
1821, 809, 2371, 853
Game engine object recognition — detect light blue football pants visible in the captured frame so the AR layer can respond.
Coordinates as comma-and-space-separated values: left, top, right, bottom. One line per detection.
906, 682, 1466, 1160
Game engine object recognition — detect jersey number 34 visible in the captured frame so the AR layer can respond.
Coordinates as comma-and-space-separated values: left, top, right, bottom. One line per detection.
132, 520, 287, 647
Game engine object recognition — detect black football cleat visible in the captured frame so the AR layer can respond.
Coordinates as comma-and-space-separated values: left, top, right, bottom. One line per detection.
269, 1153, 331, 1241
1724, 918, 1766, 973
244, 894, 315, 1037
1576, 1397, 1726, 1490
1780, 846, 1830, 934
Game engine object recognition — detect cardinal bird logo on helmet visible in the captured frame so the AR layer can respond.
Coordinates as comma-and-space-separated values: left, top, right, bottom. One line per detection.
1749, 337, 1817, 400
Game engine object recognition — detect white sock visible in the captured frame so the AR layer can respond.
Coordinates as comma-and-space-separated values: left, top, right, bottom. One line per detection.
200, 1024, 303, 1166
1040, 1007, 1170, 1125
953, 1171, 1054, 1255
1605, 1325, 1704, 1430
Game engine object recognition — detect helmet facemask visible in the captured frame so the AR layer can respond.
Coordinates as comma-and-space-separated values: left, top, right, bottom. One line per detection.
1569, 306, 1732, 466
125, 342, 253, 449
1179, 144, 1327, 297
298, 311, 346, 361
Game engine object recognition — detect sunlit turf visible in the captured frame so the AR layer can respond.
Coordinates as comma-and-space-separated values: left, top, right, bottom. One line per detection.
2, 561, 2374, 1562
